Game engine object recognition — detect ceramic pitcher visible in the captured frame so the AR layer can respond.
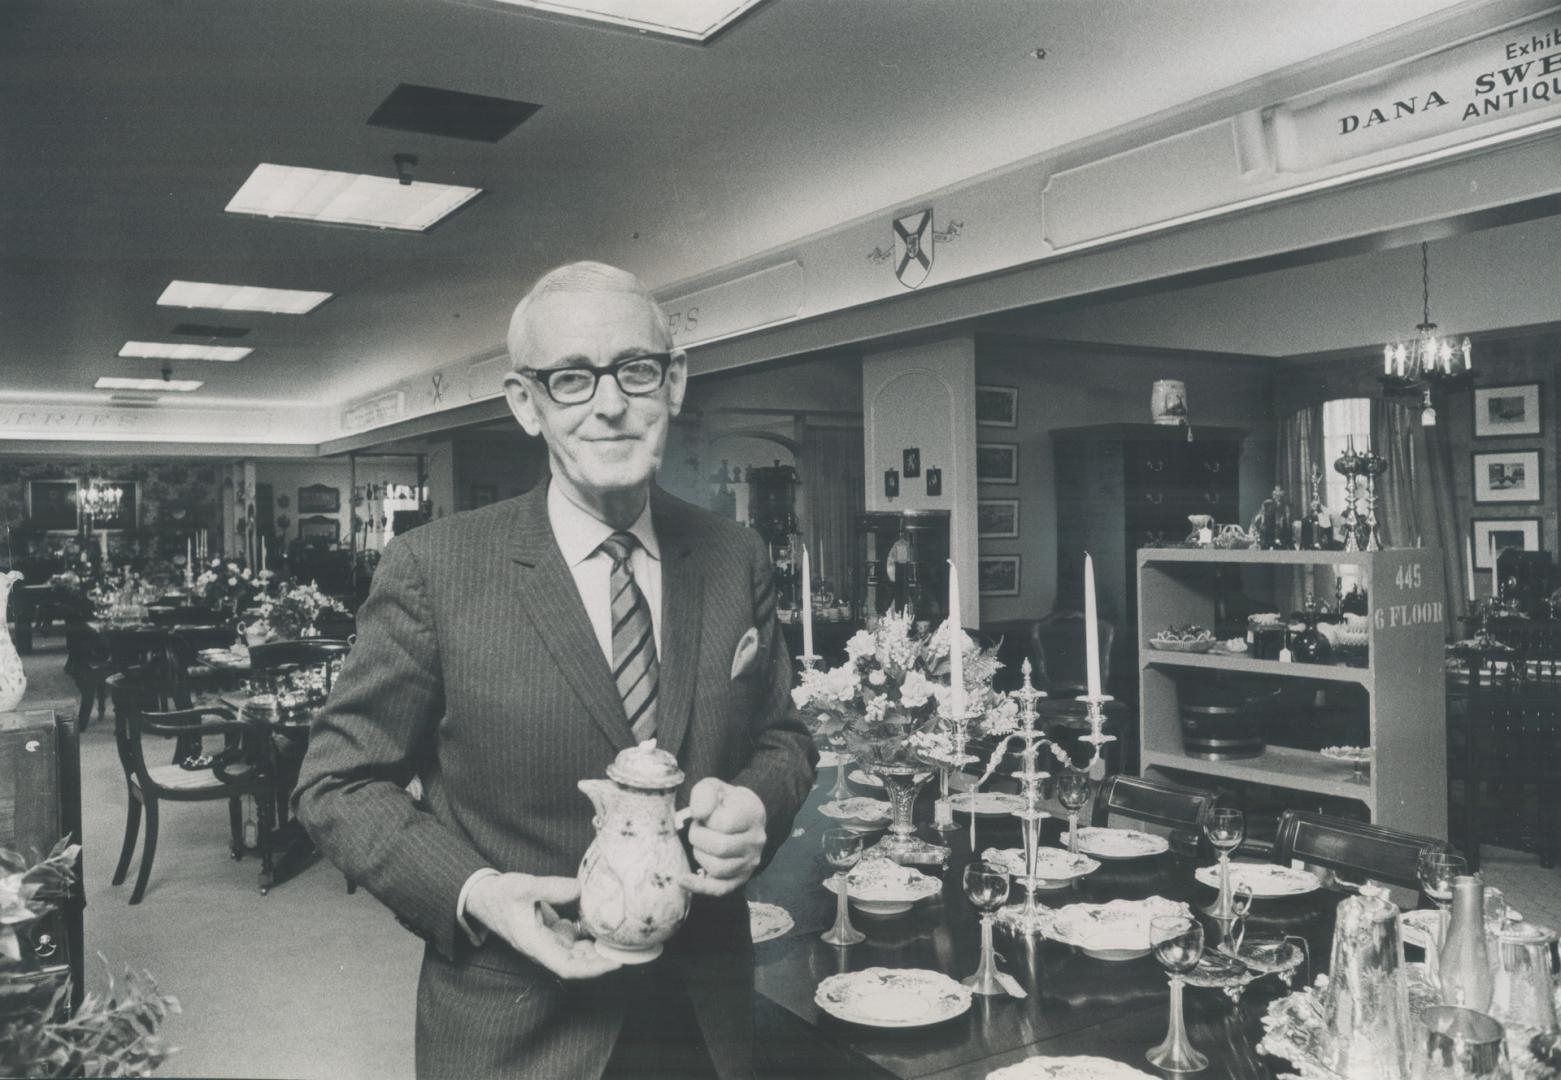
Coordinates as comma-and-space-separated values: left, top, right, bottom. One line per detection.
0, 571, 26, 713
577, 740, 693, 964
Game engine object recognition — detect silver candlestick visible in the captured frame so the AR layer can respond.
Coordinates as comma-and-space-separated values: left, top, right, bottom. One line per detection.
994, 661, 1055, 936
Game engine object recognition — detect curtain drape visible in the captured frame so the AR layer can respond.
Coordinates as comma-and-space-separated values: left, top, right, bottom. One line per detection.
1276, 405, 1326, 610
1412, 412, 1464, 640
800, 425, 865, 599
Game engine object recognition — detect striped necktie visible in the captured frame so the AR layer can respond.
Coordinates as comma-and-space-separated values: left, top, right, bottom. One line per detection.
598, 531, 658, 742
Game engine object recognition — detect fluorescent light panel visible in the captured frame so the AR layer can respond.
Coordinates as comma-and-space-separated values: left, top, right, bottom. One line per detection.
488, 0, 764, 41
158, 280, 332, 314
119, 341, 252, 362
225, 163, 482, 232
96, 376, 204, 392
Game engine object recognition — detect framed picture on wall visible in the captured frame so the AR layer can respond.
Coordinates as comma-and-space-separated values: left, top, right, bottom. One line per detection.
298, 483, 340, 513
1472, 518, 1541, 569
1472, 450, 1541, 503
25, 480, 79, 532
975, 384, 1017, 427
976, 443, 1018, 484
1473, 383, 1541, 438
977, 498, 1019, 539
978, 555, 1021, 596
298, 515, 340, 543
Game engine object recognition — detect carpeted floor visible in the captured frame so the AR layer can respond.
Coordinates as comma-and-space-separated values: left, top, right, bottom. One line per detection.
17, 639, 419, 1080
12, 635, 1561, 1078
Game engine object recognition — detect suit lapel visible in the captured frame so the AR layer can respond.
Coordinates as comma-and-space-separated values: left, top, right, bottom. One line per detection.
650, 487, 703, 761
507, 484, 636, 753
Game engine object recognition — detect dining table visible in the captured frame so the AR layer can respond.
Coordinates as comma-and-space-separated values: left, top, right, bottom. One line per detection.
219, 690, 321, 892
746, 772, 1349, 1079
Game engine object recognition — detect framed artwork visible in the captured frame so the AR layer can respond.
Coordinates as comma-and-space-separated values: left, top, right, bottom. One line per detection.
25, 480, 79, 532
1472, 450, 1541, 504
1472, 518, 1541, 569
1473, 383, 1540, 439
297, 483, 340, 513
976, 443, 1018, 484
85, 481, 138, 531
975, 384, 1017, 427
925, 467, 942, 497
902, 448, 920, 479
298, 515, 340, 542
883, 468, 899, 498
470, 484, 498, 507
977, 498, 1019, 539
978, 555, 1021, 597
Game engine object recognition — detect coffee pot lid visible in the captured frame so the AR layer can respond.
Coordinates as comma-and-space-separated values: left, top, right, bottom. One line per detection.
606, 739, 684, 789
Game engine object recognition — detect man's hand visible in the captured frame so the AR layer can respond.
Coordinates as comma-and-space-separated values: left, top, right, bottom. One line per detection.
465, 872, 620, 979
682, 778, 766, 897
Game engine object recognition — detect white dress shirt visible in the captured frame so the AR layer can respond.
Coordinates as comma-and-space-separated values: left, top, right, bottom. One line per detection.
457, 482, 663, 943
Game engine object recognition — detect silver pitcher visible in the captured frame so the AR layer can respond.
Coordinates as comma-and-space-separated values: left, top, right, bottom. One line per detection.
1324, 892, 1412, 1079
1489, 922, 1558, 1035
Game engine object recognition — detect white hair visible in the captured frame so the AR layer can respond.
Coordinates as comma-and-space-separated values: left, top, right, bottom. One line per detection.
505, 261, 672, 369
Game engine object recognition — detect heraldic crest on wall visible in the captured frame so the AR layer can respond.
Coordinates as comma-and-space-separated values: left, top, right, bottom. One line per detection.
867, 209, 962, 289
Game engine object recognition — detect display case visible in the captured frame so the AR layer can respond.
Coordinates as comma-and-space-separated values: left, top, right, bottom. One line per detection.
1136, 547, 1447, 837
853, 510, 950, 626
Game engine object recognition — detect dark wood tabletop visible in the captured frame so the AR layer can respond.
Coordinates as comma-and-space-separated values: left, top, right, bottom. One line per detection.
748, 777, 1342, 1078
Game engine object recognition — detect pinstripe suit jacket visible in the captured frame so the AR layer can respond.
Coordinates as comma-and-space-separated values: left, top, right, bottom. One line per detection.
293, 481, 817, 1079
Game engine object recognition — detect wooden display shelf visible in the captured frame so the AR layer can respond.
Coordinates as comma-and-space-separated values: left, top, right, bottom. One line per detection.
1144, 650, 1371, 685
1142, 746, 1370, 803
1136, 547, 1447, 837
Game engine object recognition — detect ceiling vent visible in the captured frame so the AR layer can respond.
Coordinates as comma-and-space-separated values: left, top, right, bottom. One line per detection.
367, 83, 541, 143
171, 323, 250, 338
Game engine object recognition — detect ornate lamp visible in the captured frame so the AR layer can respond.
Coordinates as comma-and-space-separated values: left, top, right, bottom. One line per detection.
1379, 241, 1472, 427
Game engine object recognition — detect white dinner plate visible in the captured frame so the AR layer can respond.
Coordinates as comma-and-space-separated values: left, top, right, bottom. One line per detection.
816, 749, 850, 768
981, 846, 1100, 890
1193, 862, 1321, 898
814, 967, 971, 1028
748, 901, 794, 944
848, 768, 885, 788
818, 797, 891, 823
950, 791, 1027, 816
1061, 827, 1169, 861
1044, 897, 1191, 960
987, 1055, 1155, 1079
823, 858, 941, 915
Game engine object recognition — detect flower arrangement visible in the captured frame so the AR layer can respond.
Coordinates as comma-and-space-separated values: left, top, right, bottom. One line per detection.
790, 608, 1013, 768
195, 559, 268, 611
0, 838, 180, 1077
244, 580, 345, 642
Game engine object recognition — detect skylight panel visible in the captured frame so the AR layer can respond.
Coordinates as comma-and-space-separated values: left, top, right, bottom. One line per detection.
96, 376, 204, 392
119, 341, 253, 362
487, 0, 765, 42
157, 280, 332, 314
224, 163, 482, 232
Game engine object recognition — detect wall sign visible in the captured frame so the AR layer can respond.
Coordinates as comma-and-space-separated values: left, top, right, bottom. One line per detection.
661, 260, 804, 348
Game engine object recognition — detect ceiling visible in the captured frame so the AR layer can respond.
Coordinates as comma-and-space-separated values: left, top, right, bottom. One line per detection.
0, 0, 1521, 422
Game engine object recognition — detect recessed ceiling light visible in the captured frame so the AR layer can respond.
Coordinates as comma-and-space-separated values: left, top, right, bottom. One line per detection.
119, 341, 253, 362
487, 0, 765, 42
158, 280, 332, 314
224, 163, 482, 232
96, 376, 203, 393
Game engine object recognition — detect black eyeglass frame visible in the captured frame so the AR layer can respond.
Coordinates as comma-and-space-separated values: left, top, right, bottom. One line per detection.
515, 352, 674, 406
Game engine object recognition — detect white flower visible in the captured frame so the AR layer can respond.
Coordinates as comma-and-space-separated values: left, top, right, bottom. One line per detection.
226, 576, 238, 587
240, 567, 252, 580
226, 562, 239, 573
867, 670, 886, 687
899, 669, 935, 709
844, 630, 876, 662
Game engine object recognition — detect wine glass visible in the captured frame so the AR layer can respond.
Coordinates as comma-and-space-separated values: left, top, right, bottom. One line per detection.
821, 828, 866, 946
1418, 850, 1468, 950
961, 859, 1011, 995
1147, 915, 1208, 1073
1204, 807, 1245, 918
1056, 770, 1091, 854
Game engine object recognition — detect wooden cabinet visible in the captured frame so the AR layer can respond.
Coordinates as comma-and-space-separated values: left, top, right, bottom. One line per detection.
1135, 548, 1447, 837
1052, 424, 1245, 689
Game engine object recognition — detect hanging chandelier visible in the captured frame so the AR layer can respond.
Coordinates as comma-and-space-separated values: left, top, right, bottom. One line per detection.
1379, 241, 1472, 427
79, 481, 123, 518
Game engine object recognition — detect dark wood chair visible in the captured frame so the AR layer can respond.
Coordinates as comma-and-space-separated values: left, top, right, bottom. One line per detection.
1091, 773, 1216, 854
1030, 611, 1116, 699
1455, 663, 1561, 872
62, 623, 116, 731
105, 671, 275, 904
248, 638, 351, 693
1272, 810, 1447, 893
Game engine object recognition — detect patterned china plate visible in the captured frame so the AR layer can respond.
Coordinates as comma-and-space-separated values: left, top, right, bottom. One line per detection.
814, 967, 971, 1028
848, 768, 885, 788
818, 797, 891, 823
1193, 862, 1321, 898
1319, 745, 1372, 766
816, 749, 850, 768
748, 901, 794, 944
1060, 827, 1170, 860
950, 791, 1028, 815
982, 846, 1100, 889
987, 1056, 1155, 1079
1043, 896, 1191, 960
823, 857, 942, 915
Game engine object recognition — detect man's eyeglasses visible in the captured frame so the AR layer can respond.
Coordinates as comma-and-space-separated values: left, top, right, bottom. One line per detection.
516, 353, 672, 406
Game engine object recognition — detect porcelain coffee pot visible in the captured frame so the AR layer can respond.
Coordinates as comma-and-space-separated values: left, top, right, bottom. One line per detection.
577, 740, 694, 964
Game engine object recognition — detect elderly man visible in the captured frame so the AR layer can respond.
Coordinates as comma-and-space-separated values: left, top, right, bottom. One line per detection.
294, 261, 816, 1079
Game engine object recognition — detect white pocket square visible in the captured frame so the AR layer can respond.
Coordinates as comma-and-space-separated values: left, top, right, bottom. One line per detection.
730, 626, 760, 680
